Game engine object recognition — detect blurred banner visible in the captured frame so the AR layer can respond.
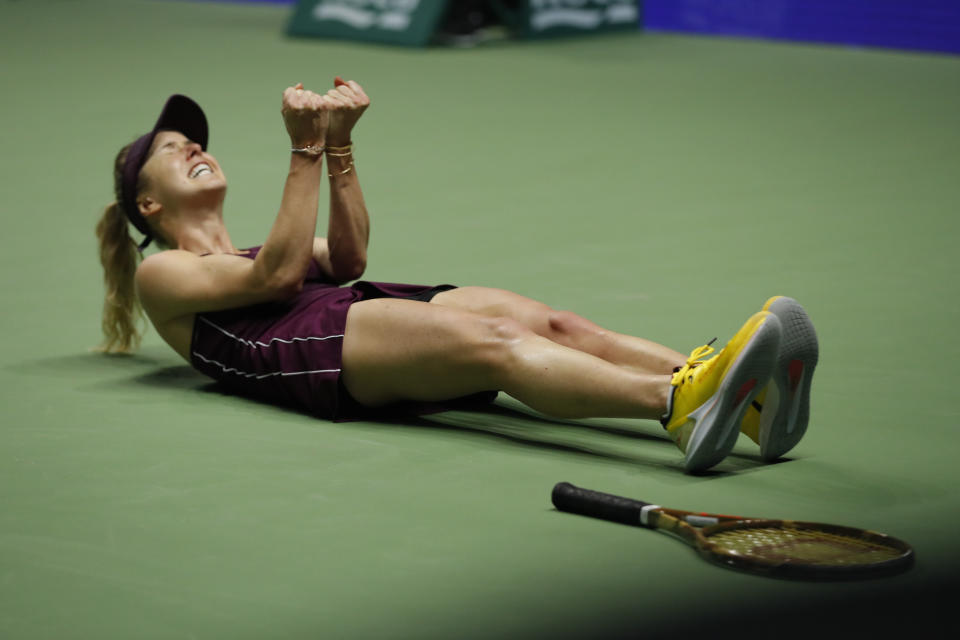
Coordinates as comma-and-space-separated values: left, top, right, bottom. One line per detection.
287, 0, 449, 46
286, 1, 642, 46
521, 0, 639, 38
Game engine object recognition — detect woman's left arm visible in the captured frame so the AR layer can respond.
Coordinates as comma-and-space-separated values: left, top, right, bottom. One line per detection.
315, 78, 370, 283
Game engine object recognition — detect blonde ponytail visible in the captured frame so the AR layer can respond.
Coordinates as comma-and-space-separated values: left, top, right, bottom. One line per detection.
95, 201, 143, 353
95, 142, 143, 353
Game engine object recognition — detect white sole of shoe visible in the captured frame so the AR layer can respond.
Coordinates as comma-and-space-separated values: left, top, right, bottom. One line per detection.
756, 297, 819, 460
684, 314, 782, 473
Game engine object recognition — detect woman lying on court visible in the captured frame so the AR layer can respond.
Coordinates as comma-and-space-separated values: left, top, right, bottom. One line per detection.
95, 79, 819, 473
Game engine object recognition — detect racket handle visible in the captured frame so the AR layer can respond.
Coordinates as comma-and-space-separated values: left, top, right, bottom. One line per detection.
552, 482, 657, 528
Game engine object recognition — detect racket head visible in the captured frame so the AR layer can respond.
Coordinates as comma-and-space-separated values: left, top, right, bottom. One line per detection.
694, 518, 915, 580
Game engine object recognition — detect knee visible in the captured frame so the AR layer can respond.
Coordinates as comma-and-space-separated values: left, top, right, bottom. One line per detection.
467, 316, 536, 373
547, 310, 601, 340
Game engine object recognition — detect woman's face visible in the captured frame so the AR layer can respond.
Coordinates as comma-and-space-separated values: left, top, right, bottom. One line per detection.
139, 130, 227, 213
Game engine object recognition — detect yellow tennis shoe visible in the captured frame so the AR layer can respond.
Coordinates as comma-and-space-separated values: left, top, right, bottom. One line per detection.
662, 311, 781, 473
740, 296, 819, 460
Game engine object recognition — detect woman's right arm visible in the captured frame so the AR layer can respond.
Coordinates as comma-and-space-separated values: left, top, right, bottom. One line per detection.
135, 84, 332, 322
251, 83, 330, 294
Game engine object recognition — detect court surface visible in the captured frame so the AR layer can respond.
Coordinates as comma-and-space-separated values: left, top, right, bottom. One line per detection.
2, 1, 959, 638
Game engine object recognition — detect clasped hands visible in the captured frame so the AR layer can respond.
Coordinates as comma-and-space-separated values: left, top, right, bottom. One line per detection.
282, 77, 370, 151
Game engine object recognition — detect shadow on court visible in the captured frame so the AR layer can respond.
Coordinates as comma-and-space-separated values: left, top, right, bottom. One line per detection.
13, 352, 771, 476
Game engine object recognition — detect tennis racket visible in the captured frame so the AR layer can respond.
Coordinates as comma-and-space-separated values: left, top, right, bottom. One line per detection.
551, 482, 914, 579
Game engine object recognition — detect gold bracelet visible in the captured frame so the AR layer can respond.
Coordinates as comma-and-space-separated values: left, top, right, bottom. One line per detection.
328, 163, 354, 178
325, 143, 353, 157
327, 143, 354, 176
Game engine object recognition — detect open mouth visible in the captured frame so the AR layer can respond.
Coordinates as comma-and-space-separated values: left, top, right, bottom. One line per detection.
189, 163, 213, 179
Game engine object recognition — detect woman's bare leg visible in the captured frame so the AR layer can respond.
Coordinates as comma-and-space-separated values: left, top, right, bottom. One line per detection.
341, 298, 671, 420
430, 287, 688, 374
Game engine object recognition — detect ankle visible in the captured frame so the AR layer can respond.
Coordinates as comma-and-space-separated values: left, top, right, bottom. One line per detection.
658, 376, 675, 425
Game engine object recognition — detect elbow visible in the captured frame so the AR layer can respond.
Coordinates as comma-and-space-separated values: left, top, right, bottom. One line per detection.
331, 255, 366, 284
347, 255, 367, 281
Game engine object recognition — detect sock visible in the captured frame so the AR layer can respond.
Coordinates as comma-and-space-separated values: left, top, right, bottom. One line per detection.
660, 385, 676, 427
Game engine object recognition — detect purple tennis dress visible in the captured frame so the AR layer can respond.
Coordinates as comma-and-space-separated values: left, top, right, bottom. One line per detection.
190, 246, 496, 420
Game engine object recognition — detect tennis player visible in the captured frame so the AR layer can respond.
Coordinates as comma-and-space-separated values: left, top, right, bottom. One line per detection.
95, 80, 818, 473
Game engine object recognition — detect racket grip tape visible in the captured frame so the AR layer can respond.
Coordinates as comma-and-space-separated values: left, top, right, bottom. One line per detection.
552, 482, 657, 528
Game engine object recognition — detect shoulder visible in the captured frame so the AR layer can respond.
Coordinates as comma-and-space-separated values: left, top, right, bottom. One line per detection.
138, 249, 196, 267
136, 250, 198, 286
134, 250, 198, 314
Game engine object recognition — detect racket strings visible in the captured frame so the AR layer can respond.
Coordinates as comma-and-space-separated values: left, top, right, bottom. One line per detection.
707, 526, 904, 566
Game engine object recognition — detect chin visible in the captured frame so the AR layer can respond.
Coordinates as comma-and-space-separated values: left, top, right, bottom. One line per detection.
198, 176, 228, 194
183, 180, 227, 209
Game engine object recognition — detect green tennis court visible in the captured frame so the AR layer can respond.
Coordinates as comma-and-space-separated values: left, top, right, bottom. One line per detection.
2, 1, 958, 637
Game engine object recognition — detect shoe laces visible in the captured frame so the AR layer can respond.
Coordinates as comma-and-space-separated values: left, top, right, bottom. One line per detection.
670, 339, 717, 386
